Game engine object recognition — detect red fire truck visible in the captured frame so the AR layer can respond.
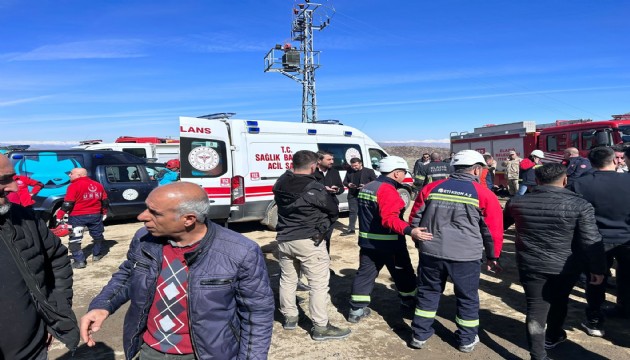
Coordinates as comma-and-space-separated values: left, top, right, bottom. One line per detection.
450, 113, 630, 187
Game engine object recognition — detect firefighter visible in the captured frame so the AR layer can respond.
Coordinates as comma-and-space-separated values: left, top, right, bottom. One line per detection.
517, 150, 544, 195
562, 147, 591, 186
347, 156, 431, 323
408, 150, 503, 353
413, 152, 454, 191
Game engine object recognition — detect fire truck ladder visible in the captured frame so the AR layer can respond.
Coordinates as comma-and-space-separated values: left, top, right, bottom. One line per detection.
264, 1, 334, 123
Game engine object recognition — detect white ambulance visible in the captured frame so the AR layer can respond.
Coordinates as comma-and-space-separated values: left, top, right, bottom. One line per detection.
180, 113, 414, 229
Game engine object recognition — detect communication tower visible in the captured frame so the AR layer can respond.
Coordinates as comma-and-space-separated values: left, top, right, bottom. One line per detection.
264, 1, 333, 123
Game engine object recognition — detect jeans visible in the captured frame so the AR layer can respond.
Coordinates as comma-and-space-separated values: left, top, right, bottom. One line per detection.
519, 270, 580, 360
517, 184, 528, 196
586, 243, 630, 320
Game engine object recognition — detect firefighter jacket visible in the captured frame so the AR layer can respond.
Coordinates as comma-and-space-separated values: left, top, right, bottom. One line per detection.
503, 185, 606, 275
357, 175, 413, 251
563, 156, 592, 186
502, 157, 521, 180
409, 172, 503, 261
413, 161, 454, 189
6, 175, 43, 207
519, 158, 538, 187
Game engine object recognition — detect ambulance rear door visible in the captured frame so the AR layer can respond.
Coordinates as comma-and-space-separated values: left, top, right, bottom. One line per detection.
179, 116, 233, 220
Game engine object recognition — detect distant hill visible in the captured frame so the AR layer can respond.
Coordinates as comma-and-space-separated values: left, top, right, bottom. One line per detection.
382, 145, 452, 168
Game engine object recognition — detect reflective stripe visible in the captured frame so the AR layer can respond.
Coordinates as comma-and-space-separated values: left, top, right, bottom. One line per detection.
415, 175, 426, 180
399, 289, 417, 297
358, 192, 377, 202
455, 316, 479, 328
359, 232, 398, 240
351, 295, 371, 302
427, 193, 479, 207
415, 309, 436, 318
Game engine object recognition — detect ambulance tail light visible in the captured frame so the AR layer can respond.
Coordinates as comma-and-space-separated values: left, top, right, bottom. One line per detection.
231, 176, 245, 205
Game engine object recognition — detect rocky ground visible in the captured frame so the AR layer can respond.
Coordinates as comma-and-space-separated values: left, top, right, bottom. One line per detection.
48, 202, 630, 360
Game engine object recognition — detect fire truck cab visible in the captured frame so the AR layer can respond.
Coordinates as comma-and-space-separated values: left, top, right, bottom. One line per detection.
450, 113, 630, 187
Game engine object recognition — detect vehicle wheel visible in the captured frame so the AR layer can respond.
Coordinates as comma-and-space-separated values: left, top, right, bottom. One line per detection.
264, 204, 278, 231
398, 188, 412, 208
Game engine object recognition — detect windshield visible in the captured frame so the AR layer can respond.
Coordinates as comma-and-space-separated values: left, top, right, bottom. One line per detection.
619, 126, 630, 144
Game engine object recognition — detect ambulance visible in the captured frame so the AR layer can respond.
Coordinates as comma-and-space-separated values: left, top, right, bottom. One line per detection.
179, 113, 414, 229
450, 113, 630, 187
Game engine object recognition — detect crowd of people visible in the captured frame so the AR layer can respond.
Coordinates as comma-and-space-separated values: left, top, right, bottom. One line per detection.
0, 144, 629, 359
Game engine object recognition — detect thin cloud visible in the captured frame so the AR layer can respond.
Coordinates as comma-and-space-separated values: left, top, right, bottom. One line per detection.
0, 95, 52, 107
170, 33, 268, 53
0, 140, 78, 146
7, 39, 147, 61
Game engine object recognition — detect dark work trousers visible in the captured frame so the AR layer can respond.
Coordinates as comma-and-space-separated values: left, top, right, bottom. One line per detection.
68, 213, 105, 262
519, 270, 581, 360
350, 247, 417, 309
586, 243, 630, 320
412, 254, 481, 346
347, 196, 358, 232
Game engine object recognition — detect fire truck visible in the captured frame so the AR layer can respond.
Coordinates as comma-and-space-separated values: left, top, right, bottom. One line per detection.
450, 113, 630, 187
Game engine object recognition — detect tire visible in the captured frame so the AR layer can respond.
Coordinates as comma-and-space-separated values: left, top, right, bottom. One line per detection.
264, 204, 278, 231
397, 188, 412, 209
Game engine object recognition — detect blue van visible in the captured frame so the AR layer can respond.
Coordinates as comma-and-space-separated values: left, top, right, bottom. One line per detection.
8, 149, 159, 222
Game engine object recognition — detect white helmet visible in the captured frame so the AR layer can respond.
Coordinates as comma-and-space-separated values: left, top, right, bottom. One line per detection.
450, 150, 487, 166
530, 149, 545, 159
378, 156, 409, 172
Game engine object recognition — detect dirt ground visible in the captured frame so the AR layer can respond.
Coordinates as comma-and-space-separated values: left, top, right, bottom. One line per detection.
49, 207, 630, 360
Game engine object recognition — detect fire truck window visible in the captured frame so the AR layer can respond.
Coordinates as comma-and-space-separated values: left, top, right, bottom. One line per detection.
570, 132, 580, 147
582, 130, 611, 150
619, 126, 630, 143
547, 135, 558, 152
317, 143, 363, 171
179, 138, 227, 178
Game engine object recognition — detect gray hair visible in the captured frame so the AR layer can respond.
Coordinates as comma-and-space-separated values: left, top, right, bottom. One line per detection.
176, 194, 210, 223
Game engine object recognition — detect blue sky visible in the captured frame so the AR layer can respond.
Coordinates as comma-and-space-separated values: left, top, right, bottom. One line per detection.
1, 0, 629, 146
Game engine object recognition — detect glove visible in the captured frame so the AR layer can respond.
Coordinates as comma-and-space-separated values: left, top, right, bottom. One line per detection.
55, 210, 66, 223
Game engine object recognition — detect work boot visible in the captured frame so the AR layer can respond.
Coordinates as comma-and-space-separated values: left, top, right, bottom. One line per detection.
348, 307, 371, 323
409, 336, 429, 349
72, 261, 87, 269
297, 281, 311, 292
311, 323, 351, 341
339, 230, 355, 237
92, 253, 105, 262
283, 315, 299, 330
458, 335, 480, 353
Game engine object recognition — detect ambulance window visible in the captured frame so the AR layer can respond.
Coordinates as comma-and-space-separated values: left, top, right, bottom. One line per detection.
317, 144, 363, 171
179, 137, 227, 178
123, 148, 147, 159
369, 148, 387, 170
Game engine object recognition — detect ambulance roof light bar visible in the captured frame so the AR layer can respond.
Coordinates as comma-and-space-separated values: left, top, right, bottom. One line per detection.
198, 112, 236, 120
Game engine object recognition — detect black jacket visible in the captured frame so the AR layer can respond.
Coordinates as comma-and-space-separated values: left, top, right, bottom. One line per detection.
314, 167, 344, 201
0, 206, 79, 350
343, 167, 377, 197
568, 171, 630, 247
564, 156, 592, 187
503, 186, 606, 275
274, 171, 339, 241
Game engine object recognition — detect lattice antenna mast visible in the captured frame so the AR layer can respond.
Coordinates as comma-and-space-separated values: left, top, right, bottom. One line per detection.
264, 1, 332, 123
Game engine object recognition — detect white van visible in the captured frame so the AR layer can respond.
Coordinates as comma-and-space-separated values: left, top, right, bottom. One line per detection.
180, 114, 414, 229
74, 142, 179, 163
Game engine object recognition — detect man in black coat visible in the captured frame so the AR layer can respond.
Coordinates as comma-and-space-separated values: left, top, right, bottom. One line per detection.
0, 155, 79, 359
504, 163, 606, 360
314, 150, 344, 254
569, 146, 630, 336
341, 157, 376, 236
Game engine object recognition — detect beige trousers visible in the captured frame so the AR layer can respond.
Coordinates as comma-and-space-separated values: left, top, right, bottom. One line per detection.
278, 239, 330, 327
507, 179, 520, 195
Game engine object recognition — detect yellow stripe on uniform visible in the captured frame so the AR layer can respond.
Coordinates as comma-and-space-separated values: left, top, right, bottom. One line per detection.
415, 309, 437, 318
399, 289, 417, 297
351, 295, 371, 302
455, 316, 479, 328
359, 232, 398, 240
358, 192, 377, 202
427, 193, 479, 207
